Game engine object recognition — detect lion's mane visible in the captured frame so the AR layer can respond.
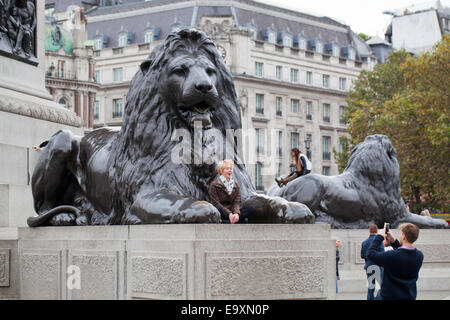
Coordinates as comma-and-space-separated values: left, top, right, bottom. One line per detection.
108, 29, 254, 224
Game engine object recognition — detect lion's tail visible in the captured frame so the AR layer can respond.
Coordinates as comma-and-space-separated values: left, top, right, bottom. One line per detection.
27, 206, 80, 227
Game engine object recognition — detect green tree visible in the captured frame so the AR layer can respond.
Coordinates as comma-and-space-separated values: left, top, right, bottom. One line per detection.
358, 33, 371, 42
344, 36, 450, 212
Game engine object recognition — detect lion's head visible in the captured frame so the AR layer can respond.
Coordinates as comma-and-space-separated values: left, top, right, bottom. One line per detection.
109, 29, 254, 224
344, 134, 406, 222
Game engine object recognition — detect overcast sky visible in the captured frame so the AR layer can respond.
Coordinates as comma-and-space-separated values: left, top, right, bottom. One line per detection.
255, 0, 450, 37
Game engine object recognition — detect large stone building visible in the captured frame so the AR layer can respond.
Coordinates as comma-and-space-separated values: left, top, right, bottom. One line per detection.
45, 7, 98, 130
383, 0, 449, 55
46, 0, 377, 191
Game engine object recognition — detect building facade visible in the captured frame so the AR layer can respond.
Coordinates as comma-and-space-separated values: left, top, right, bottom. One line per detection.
45, 7, 98, 130
46, 0, 377, 191
383, 1, 450, 55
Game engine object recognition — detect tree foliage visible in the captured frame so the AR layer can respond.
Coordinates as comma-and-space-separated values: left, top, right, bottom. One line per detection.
358, 33, 371, 42
342, 35, 450, 212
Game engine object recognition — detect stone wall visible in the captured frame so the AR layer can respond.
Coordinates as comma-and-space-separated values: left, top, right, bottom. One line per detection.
0, 224, 336, 300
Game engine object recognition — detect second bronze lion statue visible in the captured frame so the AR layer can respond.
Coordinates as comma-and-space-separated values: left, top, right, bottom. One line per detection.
28, 29, 314, 227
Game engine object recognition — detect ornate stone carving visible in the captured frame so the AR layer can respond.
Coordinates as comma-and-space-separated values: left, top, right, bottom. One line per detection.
0, 95, 83, 127
198, 16, 234, 40
206, 253, 326, 299
238, 88, 248, 111
20, 251, 61, 299
0, 0, 37, 65
0, 249, 10, 287
130, 256, 186, 299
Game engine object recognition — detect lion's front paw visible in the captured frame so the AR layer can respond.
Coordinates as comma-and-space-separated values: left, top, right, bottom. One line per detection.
173, 201, 221, 224
49, 213, 77, 226
281, 202, 315, 224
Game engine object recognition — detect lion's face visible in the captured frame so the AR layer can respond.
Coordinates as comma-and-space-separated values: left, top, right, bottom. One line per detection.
159, 52, 220, 130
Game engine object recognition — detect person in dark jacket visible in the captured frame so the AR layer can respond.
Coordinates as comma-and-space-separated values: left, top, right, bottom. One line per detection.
209, 159, 253, 224
361, 224, 385, 300
367, 223, 424, 300
336, 238, 341, 293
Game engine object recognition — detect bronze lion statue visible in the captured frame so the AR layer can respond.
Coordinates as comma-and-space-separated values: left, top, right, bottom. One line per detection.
27, 29, 314, 227
267, 134, 448, 229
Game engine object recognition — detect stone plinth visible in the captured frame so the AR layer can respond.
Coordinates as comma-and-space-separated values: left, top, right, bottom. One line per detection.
0, 224, 336, 300
332, 229, 450, 297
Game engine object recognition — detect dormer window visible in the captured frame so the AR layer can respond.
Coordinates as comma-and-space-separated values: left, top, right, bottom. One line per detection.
263, 27, 277, 44
268, 31, 276, 44
117, 30, 133, 47
315, 42, 323, 53
94, 38, 103, 51
326, 43, 340, 57
310, 39, 323, 53
93, 34, 108, 50
344, 46, 356, 60
118, 34, 127, 47
295, 35, 307, 50
279, 31, 293, 47
145, 30, 154, 43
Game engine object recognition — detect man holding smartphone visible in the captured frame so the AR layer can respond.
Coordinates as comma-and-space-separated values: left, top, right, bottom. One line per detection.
367, 223, 424, 300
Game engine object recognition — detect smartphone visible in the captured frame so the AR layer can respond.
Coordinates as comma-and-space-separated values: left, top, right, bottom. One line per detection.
385, 223, 390, 234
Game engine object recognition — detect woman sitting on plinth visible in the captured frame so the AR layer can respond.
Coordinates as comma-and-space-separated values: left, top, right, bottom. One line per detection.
275, 148, 312, 187
209, 159, 254, 224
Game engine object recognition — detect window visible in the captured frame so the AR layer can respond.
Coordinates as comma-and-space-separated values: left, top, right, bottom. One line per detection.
255, 94, 264, 114
339, 77, 347, 91
268, 32, 276, 44
306, 101, 313, 120
306, 71, 313, 85
322, 136, 331, 160
322, 166, 330, 176
94, 70, 100, 83
322, 74, 330, 88
316, 42, 323, 53
94, 38, 103, 51
290, 132, 299, 150
255, 128, 264, 155
57, 60, 65, 78
277, 131, 282, 156
93, 100, 99, 120
118, 34, 127, 47
276, 66, 282, 80
277, 163, 282, 177
332, 45, 339, 57
298, 38, 306, 50
290, 99, 299, 113
113, 98, 123, 118
113, 68, 123, 82
276, 97, 282, 116
339, 106, 346, 125
255, 62, 264, 77
58, 98, 68, 109
255, 162, 264, 191
144, 30, 154, 43
323, 103, 330, 123
283, 35, 292, 47
290, 68, 299, 83
348, 48, 355, 60
339, 137, 346, 154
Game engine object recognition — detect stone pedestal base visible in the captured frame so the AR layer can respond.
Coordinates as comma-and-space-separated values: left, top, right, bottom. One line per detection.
0, 224, 336, 300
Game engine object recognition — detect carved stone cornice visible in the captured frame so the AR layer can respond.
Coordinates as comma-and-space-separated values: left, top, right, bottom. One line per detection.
0, 94, 83, 127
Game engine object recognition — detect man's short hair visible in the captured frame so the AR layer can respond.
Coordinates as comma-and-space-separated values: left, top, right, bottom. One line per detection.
369, 224, 378, 233
399, 223, 420, 243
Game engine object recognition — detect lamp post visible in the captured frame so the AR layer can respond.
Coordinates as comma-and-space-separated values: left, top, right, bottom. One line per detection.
305, 136, 312, 160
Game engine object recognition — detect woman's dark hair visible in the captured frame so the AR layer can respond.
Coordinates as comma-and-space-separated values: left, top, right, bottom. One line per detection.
291, 148, 301, 160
